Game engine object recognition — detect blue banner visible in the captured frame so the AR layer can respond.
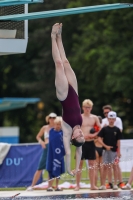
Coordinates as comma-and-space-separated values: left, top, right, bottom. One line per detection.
0, 144, 43, 187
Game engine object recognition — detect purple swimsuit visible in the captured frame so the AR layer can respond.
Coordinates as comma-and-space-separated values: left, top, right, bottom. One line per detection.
60, 85, 82, 128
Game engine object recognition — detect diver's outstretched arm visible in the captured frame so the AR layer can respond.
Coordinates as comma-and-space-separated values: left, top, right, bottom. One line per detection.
61, 121, 72, 175
62, 121, 81, 176
75, 147, 82, 172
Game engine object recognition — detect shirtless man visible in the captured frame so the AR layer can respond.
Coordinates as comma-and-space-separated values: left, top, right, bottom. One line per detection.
75, 99, 101, 190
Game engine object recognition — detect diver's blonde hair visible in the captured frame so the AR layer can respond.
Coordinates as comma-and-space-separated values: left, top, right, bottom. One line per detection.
82, 99, 93, 107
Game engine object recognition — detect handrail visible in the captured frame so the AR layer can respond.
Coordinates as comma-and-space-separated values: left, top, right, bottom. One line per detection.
0, 3, 132, 21
0, 0, 43, 7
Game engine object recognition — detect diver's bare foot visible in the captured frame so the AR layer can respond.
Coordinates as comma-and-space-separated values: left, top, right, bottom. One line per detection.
57, 23, 62, 37
51, 23, 59, 38
90, 186, 98, 190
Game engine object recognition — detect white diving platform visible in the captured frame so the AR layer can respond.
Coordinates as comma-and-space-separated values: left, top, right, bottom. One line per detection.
0, 4, 28, 55
0, 0, 44, 55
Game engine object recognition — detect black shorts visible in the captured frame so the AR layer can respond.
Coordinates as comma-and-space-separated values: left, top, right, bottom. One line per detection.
95, 146, 103, 157
81, 141, 96, 160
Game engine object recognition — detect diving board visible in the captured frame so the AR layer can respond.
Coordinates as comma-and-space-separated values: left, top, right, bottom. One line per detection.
0, 0, 43, 7
0, 3, 132, 21
0, 98, 40, 112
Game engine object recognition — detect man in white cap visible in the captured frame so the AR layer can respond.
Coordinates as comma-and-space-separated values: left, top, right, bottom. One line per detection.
98, 111, 122, 190
101, 105, 124, 189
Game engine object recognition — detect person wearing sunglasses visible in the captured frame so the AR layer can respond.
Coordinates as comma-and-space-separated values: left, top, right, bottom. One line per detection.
102, 105, 122, 131
27, 112, 57, 191
51, 23, 85, 176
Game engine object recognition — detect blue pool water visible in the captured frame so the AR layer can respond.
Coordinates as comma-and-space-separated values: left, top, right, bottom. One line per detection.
0, 190, 133, 200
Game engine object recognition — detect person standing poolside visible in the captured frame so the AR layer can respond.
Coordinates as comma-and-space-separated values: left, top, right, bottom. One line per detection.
51, 23, 85, 176
75, 99, 101, 190
26, 112, 57, 191
46, 117, 65, 191
102, 105, 124, 189
98, 111, 122, 190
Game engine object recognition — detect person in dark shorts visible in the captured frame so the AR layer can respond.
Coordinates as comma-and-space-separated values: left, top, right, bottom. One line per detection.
81, 141, 96, 160
98, 111, 122, 190
51, 23, 85, 176
75, 99, 101, 190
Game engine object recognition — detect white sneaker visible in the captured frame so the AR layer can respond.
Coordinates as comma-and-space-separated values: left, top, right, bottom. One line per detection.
26, 186, 33, 191
113, 185, 118, 190
99, 185, 106, 190
121, 183, 131, 190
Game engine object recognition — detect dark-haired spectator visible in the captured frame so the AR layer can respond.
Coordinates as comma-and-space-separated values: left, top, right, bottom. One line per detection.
102, 105, 123, 131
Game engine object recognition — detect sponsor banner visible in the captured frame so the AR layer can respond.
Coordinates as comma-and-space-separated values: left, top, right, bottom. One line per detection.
0, 140, 133, 188
0, 144, 43, 187
119, 140, 133, 172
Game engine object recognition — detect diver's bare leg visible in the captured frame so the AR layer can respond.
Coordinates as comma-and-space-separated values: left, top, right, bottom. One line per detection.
56, 23, 78, 94
51, 23, 68, 100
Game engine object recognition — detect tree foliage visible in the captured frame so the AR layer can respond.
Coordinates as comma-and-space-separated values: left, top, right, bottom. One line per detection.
65, 0, 133, 131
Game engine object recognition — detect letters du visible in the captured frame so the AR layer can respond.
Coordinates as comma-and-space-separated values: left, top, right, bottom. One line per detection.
6, 158, 23, 166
